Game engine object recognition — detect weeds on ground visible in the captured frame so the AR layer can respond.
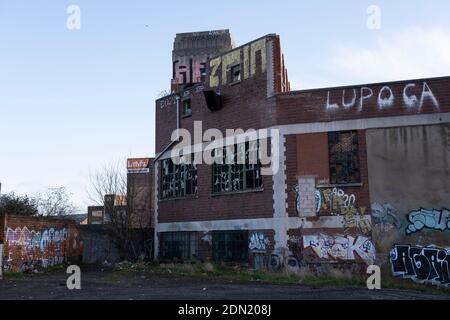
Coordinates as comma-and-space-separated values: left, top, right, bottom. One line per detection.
111, 261, 367, 286
3, 272, 25, 280
108, 261, 450, 295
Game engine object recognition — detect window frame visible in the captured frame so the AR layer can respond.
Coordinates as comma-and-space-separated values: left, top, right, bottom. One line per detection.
212, 230, 249, 264
160, 154, 198, 201
182, 99, 192, 118
230, 64, 241, 84
212, 141, 263, 195
328, 130, 361, 185
160, 232, 198, 261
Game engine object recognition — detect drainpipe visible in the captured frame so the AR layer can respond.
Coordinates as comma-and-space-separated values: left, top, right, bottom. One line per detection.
176, 94, 180, 140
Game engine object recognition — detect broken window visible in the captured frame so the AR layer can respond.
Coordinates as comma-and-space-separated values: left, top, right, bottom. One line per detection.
212, 141, 262, 194
231, 64, 241, 83
160, 232, 198, 261
328, 131, 360, 184
161, 154, 197, 200
182, 99, 192, 118
212, 230, 249, 263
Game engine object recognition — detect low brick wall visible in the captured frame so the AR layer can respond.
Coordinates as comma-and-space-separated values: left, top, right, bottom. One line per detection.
0, 214, 83, 272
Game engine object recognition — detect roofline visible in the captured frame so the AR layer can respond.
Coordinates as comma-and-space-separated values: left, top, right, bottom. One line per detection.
207, 33, 278, 62
278, 75, 450, 97
174, 29, 231, 37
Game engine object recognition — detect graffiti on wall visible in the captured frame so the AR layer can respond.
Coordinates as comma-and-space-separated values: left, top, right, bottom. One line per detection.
5, 227, 70, 271
201, 233, 212, 245
406, 208, 450, 235
303, 234, 376, 265
390, 245, 450, 287
173, 58, 207, 86
318, 188, 372, 235
249, 232, 270, 252
371, 203, 401, 231
320, 188, 356, 211
268, 248, 300, 272
293, 185, 372, 235
325, 81, 439, 112
210, 38, 267, 87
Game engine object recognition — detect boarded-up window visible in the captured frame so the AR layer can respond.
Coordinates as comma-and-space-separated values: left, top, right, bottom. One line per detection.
328, 131, 360, 184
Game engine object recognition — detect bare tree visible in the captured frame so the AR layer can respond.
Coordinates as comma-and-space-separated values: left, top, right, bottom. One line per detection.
36, 187, 77, 217
87, 160, 153, 261
87, 161, 127, 206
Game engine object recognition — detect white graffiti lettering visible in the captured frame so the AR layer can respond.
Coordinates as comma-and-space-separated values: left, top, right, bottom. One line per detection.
325, 81, 439, 112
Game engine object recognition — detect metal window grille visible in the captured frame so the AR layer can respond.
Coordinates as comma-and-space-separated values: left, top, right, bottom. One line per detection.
212, 141, 262, 194
328, 131, 360, 184
160, 232, 198, 261
161, 155, 198, 200
212, 231, 249, 263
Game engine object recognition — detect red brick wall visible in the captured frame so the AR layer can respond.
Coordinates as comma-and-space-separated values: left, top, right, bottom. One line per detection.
128, 167, 154, 229
155, 35, 287, 155
156, 76, 277, 155
296, 133, 329, 181
156, 36, 281, 224
276, 77, 450, 125
286, 131, 370, 225
2, 215, 82, 272
158, 165, 273, 223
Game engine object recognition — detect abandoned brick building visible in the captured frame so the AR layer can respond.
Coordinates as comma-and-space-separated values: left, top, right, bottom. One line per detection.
152, 29, 450, 287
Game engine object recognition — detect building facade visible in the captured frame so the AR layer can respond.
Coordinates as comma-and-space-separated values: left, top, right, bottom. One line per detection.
155, 30, 450, 286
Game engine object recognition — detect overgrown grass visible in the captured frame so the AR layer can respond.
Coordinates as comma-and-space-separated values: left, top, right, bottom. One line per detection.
38, 264, 67, 275
108, 261, 450, 296
380, 277, 450, 295
3, 272, 25, 280
111, 262, 367, 286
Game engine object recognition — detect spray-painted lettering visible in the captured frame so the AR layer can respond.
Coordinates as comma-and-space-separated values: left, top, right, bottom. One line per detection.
390, 245, 450, 287
406, 208, 450, 235
326, 82, 439, 112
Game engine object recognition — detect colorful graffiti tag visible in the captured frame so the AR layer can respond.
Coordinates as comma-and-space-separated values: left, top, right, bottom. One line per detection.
318, 188, 372, 235
390, 245, 450, 287
303, 234, 376, 265
406, 208, 450, 235
5, 227, 70, 271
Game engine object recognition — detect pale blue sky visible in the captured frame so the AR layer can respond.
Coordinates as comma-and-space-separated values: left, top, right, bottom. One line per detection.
1, 0, 450, 210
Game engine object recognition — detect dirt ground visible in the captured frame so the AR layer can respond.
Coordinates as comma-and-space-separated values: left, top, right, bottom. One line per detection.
0, 269, 449, 300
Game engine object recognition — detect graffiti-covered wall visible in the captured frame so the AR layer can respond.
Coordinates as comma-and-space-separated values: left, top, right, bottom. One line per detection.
1, 215, 83, 272
367, 124, 450, 287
